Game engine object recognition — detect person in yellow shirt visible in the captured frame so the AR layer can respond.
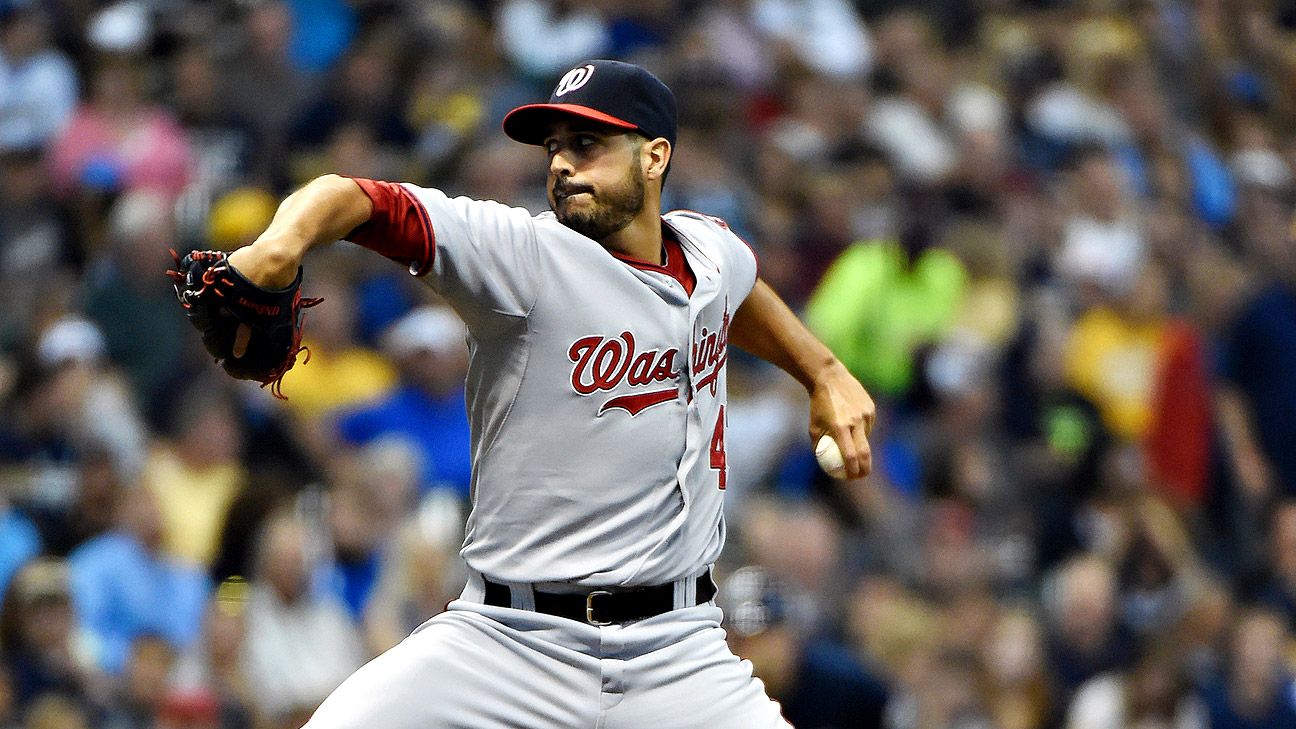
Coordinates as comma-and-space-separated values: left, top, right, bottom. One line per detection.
273, 272, 397, 419
141, 390, 246, 566
1063, 266, 1167, 441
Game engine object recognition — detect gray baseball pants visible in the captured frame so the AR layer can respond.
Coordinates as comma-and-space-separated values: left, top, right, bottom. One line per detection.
303, 578, 790, 729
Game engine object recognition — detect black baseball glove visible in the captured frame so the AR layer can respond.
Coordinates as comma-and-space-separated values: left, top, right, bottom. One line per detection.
167, 249, 322, 398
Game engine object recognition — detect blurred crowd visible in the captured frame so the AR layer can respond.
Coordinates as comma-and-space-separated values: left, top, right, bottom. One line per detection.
2, 0, 1296, 728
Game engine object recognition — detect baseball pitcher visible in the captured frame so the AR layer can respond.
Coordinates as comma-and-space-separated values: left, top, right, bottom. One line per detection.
170, 60, 874, 728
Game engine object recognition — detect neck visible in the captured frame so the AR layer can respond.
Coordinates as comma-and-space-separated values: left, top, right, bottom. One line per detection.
599, 192, 664, 263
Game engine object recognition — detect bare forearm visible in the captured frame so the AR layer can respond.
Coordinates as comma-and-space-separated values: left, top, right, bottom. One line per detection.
731, 279, 837, 389
1216, 386, 1274, 497
259, 174, 372, 253
732, 278, 876, 478
229, 175, 373, 287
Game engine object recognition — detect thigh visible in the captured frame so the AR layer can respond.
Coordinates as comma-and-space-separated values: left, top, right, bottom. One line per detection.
304, 608, 600, 729
605, 615, 790, 729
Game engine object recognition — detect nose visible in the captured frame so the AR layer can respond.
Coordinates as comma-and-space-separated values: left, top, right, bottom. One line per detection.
549, 148, 575, 178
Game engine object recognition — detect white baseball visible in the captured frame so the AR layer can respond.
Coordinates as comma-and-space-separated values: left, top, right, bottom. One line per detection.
814, 434, 848, 479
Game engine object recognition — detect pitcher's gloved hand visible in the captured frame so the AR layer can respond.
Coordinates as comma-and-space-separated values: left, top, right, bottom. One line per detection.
167, 249, 322, 398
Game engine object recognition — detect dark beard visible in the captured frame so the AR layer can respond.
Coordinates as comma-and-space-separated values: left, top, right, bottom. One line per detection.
552, 169, 645, 241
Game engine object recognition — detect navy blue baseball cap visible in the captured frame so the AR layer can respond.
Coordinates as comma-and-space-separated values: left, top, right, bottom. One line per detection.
503, 60, 677, 148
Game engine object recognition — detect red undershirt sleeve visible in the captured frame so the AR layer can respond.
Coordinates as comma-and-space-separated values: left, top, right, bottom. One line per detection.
342, 177, 436, 276
663, 236, 697, 297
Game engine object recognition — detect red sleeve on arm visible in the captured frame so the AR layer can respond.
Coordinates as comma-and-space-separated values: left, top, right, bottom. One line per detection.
342, 177, 436, 276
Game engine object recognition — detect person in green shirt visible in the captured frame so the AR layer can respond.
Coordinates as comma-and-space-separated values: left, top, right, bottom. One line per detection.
805, 236, 967, 397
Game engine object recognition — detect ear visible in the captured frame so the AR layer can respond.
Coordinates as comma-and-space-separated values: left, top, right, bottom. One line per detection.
642, 138, 671, 181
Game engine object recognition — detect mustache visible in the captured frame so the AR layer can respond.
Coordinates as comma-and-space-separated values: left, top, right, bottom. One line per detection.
552, 182, 594, 198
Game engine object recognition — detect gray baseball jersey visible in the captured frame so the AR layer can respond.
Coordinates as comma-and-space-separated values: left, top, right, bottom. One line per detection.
348, 179, 758, 587
320, 179, 789, 729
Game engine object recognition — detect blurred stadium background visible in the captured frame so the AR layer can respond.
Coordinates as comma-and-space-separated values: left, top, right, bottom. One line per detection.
2, 0, 1296, 727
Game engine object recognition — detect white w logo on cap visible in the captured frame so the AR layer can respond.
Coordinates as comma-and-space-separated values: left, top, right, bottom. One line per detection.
554, 64, 595, 97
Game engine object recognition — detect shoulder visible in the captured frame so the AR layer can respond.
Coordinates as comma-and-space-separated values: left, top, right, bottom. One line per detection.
1069, 674, 1125, 724
798, 641, 888, 706
802, 642, 880, 682
1072, 306, 1121, 335
915, 246, 966, 278
0, 509, 38, 541
339, 387, 419, 431
36, 51, 78, 78
825, 239, 895, 276
1244, 284, 1296, 320
663, 209, 735, 236
532, 209, 573, 231
70, 533, 132, 564
664, 210, 757, 263
1072, 672, 1123, 703
398, 185, 544, 224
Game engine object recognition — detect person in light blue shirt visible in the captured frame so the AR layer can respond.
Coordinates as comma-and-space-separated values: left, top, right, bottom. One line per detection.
0, 5, 78, 151
0, 502, 39, 600
67, 487, 208, 675
338, 307, 473, 500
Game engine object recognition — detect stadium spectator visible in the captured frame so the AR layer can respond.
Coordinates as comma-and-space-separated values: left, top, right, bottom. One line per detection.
751, 0, 872, 81
48, 57, 190, 199
0, 146, 74, 340
888, 646, 995, 729
1222, 198, 1296, 496
240, 511, 364, 722
1054, 144, 1146, 303
0, 498, 39, 601
140, 388, 246, 567
169, 583, 255, 729
281, 0, 356, 75
1067, 642, 1208, 729
496, 0, 610, 79
320, 439, 417, 620
337, 307, 473, 499
169, 44, 264, 203
804, 229, 967, 398
0, 3, 77, 153
1250, 501, 1296, 630
980, 608, 1056, 729
83, 191, 192, 402
1043, 555, 1134, 697
0, 559, 90, 710
67, 487, 208, 675
1199, 609, 1296, 729
31, 316, 147, 482
101, 634, 177, 729
274, 270, 396, 421
362, 492, 465, 654
721, 565, 888, 729
220, 2, 317, 166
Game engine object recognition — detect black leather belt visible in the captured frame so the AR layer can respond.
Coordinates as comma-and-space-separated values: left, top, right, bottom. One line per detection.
483, 573, 717, 626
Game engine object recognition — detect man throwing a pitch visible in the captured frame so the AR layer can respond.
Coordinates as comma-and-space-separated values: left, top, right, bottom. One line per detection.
197, 60, 874, 728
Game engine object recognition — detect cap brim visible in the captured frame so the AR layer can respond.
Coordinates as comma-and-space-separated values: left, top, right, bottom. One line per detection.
502, 104, 639, 145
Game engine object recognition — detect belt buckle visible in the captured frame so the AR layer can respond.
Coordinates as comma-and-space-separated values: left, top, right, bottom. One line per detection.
586, 590, 613, 626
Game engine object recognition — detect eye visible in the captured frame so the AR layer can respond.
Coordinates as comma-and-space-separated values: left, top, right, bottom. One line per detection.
545, 140, 559, 155
576, 135, 596, 148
